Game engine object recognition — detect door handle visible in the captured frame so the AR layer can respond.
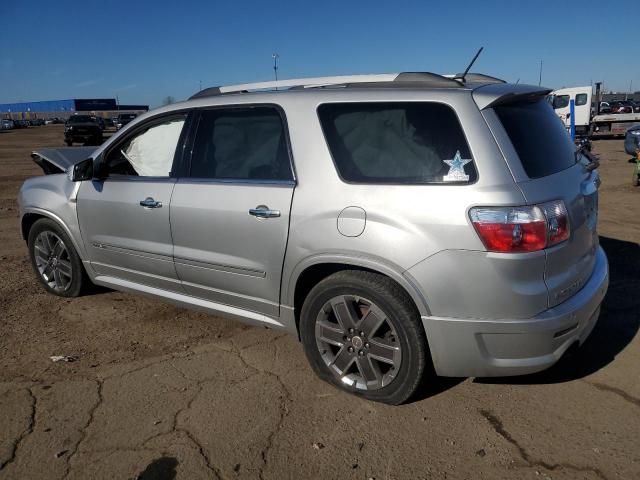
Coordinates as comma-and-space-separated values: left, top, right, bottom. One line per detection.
249, 205, 281, 218
139, 197, 162, 209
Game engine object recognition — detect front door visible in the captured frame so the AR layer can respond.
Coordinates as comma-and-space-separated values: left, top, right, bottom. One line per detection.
77, 114, 187, 292
170, 106, 295, 318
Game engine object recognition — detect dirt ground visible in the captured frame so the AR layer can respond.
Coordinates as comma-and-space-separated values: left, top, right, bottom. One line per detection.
0, 125, 638, 480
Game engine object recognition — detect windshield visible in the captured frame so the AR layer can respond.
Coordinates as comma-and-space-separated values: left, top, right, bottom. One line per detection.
67, 115, 93, 123
495, 99, 577, 179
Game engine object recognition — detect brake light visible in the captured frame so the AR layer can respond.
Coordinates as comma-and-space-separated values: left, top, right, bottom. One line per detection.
470, 200, 570, 253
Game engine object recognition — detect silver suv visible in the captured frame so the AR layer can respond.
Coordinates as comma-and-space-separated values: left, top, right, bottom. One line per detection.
18, 72, 609, 404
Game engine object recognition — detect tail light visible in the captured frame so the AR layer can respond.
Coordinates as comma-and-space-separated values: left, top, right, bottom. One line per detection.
540, 200, 570, 246
470, 200, 570, 253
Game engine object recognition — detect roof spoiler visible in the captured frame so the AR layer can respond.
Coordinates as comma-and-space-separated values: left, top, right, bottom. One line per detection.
472, 83, 552, 110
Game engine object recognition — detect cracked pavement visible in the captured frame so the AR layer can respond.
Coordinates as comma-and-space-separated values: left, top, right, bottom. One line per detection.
1, 127, 639, 479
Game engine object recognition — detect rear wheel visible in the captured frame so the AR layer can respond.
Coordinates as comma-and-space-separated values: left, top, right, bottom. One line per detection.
65, 139, 72, 146
300, 270, 429, 404
28, 218, 87, 297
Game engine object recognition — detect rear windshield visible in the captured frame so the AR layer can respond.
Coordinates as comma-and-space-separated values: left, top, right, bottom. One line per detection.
494, 100, 576, 179
318, 102, 476, 184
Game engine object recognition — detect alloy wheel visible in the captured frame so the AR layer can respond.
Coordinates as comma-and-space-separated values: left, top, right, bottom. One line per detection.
315, 295, 402, 390
33, 231, 73, 292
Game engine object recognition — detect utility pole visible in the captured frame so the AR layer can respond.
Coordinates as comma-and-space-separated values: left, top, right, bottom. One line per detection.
199, 80, 202, 92
538, 60, 543, 87
272, 53, 279, 89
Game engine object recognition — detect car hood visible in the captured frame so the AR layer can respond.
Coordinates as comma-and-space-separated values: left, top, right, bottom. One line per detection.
31, 147, 96, 174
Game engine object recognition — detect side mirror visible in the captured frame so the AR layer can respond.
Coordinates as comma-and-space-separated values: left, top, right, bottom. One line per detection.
71, 158, 94, 182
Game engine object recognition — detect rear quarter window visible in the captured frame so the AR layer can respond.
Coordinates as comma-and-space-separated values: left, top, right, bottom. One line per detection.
317, 102, 476, 184
494, 100, 576, 179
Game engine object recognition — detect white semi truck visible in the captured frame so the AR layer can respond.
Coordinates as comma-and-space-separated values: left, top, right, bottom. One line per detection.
548, 86, 640, 137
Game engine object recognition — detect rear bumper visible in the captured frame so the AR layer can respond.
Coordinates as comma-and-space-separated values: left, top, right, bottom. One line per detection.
422, 246, 609, 377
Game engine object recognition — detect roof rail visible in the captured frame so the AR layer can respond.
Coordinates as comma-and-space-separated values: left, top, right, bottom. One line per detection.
190, 74, 398, 99
189, 71, 495, 100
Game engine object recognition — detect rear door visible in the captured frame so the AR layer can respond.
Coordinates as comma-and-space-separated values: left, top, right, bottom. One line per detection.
77, 113, 188, 292
490, 99, 599, 307
170, 105, 295, 318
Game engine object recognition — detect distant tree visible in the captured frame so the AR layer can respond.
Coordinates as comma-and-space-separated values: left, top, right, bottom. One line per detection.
162, 96, 176, 105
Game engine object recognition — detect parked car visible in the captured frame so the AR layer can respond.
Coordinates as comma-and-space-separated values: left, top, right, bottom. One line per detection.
115, 113, 137, 130
30, 118, 45, 126
628, 100, 640, 113
0, 119, 14, 130
64, 114, 103, 146
608, 100, 633, 114
13, 119, 29, 129
624, 124, 640, 155
18, 72, 609, 404
598, 101, 611, 114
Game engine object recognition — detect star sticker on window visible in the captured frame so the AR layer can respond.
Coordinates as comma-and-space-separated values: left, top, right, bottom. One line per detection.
443, 150, 472, 182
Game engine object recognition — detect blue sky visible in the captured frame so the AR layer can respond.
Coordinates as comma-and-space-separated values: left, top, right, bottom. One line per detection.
1, 0, 637, 107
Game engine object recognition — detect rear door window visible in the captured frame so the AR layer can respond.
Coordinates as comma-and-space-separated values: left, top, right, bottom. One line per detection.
189, 107, 293, 181
494, 100, 576, 179
317, 102, 476, 184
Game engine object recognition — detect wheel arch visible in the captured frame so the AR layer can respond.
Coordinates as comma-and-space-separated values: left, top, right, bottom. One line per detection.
286, 255, 431, 337
21, 209, 87, 261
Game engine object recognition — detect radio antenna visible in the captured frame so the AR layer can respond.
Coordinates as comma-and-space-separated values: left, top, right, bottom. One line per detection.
457, 47, 484, 83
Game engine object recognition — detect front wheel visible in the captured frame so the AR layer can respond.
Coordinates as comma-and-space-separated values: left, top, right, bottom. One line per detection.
300, 270, 429, 404
28, 218, 88, 297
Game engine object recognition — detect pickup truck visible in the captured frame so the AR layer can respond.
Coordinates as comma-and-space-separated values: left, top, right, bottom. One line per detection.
64, 115, 103, 146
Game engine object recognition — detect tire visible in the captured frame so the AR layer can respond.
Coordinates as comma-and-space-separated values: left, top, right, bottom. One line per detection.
27, 218, 87, 297
65, 139, 72, 146
300, 270, 429, 404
